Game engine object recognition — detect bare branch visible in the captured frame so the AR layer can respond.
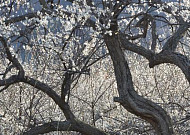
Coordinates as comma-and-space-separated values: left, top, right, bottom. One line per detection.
119, 33, 154, 60
61, 72, 72, 102
104, 34, 173, 134
22, 76, 108, 135
151, 19, 157, 52
162, 22, 190, 51
22, 76, 75, 120
5, 12, 38, 25
0, 75, 20, 87
119, 32, 190, 83
149, 51, 190, 83
5, 10, 96, 30
23, 121, 74, 135
2, 64, 15, 79
0, 37, 25, 78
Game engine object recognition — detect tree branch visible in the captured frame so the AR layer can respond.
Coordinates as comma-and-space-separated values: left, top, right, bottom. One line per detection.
21, 76, 108, 135
162, 22, 190, 51
0, 75, 20, 87
5, 12, 38, 25
150, 18, 157, 52
23, 121, 74, 135
22, 76, 75, 120
0, 37, 25, 78
119, 32, 190, 83
5, 8, 96, 30
104, 34, 173, 134
61, 72, 72, 102
119, 33, 154, 60
149, 51, 190, 83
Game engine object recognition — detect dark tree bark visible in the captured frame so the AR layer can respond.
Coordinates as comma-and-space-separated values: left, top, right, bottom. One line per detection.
104, 34, 173, 135
1, 0, 189, 134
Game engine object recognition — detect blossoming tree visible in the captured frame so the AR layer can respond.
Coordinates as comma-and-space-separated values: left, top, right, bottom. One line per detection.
0, 0, 190, 134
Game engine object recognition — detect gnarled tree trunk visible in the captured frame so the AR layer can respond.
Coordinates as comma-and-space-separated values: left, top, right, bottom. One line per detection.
104, 34, 173, 135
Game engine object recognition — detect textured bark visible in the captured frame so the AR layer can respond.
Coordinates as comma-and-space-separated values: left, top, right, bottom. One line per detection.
23, 120, 108, 135
119, 33, 190, 83
23, 121, 74, 135
104, 34, 173, 135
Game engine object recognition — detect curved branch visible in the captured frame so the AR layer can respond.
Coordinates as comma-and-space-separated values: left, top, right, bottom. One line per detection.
0, 37, 25, 78
104, 34, 173, 134
149, 51, 190, 83
21, 76, 108, 135
162, 22, 190, 51
119, 33, 190, 83
119, 33, 153, 60
22, 76, 75, 120
23, 121, 73, 135
0, 75, 20, 87
0, 75, 21, 93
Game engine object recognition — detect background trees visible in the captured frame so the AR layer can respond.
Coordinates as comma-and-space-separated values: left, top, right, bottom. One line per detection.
0, 0, 189, 134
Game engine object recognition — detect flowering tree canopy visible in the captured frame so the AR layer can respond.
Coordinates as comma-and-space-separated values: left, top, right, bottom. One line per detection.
0, 0, 190, 134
